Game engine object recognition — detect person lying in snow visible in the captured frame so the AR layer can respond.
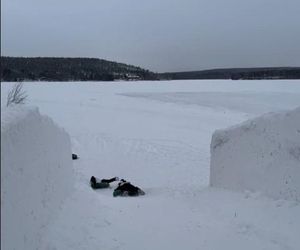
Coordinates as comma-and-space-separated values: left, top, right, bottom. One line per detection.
113, 179, 145, 197
90, 176, 119, 189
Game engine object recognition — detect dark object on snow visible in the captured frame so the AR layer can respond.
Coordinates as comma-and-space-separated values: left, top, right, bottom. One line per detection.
90, 176, 119, 189
72, 154, 78, 160
113, 179, 145, 197
101, 177, 119, 183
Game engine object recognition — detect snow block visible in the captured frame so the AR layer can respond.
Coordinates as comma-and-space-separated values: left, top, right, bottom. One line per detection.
1, 106, 73, 250
210, 107, 300, 201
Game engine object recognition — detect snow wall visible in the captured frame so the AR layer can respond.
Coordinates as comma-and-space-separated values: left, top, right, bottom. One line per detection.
1, 106, 73, 250
210, 107, 300, 201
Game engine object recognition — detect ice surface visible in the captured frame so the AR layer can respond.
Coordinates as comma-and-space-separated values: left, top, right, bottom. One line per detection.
1, 80, 300, 250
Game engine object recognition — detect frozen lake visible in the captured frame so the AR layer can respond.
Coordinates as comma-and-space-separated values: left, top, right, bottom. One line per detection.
1, 79, 300, 250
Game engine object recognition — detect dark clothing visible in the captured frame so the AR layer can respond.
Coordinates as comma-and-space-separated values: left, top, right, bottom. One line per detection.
90, 176, 118, 189
72, 154, 78, 160
113, 181, 145, 197
91, 181, 109, 189
101, 177, 118, 183
89, 176, 145, 197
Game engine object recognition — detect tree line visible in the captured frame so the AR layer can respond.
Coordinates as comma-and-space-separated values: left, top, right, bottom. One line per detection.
1, 57, 158, 82
1, 57, 299, 82
159, 67, 300, 80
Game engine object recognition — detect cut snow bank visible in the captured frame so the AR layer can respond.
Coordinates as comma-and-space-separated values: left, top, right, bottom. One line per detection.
1, 106, 73, 250
210, 106, 300, 201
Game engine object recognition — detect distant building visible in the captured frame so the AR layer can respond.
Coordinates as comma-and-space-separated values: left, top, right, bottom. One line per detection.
125, 73, 141, 81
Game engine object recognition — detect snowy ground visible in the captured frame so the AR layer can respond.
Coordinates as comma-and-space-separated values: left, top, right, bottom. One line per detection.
1, 80, 300, 250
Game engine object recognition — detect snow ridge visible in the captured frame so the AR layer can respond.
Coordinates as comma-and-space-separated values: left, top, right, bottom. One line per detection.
210, 106, 300, 201
1, 106, 73, 250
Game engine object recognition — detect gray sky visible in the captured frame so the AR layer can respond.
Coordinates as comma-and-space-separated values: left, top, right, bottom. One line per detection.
1, 0, 300, 72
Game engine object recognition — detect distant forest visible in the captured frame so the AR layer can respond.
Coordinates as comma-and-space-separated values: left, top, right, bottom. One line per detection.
1, 57, 158, 82
1, 57, 300, 82
159, 67, 300, 80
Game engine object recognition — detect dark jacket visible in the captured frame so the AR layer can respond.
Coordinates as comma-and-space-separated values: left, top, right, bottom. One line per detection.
113, 181, 145, 197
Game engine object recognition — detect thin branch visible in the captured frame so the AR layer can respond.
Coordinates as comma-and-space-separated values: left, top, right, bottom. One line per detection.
6, 82, 28, 107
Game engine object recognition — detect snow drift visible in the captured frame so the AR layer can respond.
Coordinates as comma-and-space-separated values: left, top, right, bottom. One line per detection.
210, 106, 300, 201
1, 106, 73, 250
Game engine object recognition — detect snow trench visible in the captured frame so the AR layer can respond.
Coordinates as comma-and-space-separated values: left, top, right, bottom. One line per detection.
1, 106, 73, 250
210, 106, 300, 201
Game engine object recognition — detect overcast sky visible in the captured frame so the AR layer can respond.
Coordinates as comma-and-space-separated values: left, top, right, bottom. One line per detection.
1, 0, 300, 72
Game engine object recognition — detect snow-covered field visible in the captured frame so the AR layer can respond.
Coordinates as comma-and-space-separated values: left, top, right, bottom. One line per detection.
1, 80, 300, 250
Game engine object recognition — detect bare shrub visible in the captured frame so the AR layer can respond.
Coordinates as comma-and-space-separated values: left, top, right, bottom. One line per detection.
6, 82, 28, 107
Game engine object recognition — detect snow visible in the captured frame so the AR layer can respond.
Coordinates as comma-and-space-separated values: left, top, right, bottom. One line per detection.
1, 80, 300, 250
1, 105, 73, 250
210, 107, 300, 201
